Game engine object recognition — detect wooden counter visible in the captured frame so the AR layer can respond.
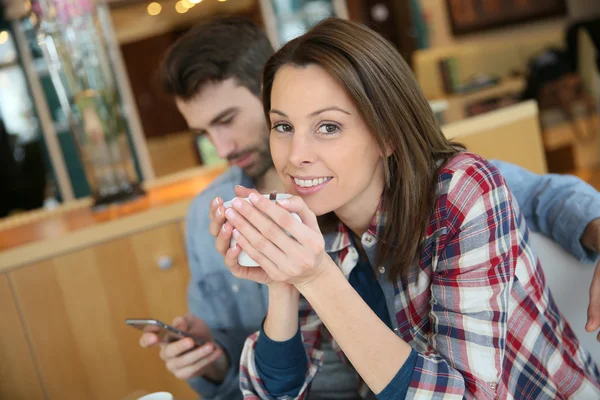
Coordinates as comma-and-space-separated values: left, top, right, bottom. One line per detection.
0, 164, 228, 400
0, 165, 226, 272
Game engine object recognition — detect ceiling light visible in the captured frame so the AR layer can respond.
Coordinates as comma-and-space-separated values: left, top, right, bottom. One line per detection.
189, 0, 202, 3
182, 0, 194, 8
218, 0, 226, 2
0, 31, 8, 45
147, 2, 161, 15
175, 1, 188, 13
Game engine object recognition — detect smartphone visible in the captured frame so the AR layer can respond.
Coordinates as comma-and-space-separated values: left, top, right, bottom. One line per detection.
125, 319, 206, 346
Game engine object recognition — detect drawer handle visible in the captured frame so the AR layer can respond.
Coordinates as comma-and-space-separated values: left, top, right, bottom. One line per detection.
157, 256, 173, 270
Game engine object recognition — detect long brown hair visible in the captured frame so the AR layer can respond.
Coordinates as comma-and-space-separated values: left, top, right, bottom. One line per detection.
262, 18, 461, 280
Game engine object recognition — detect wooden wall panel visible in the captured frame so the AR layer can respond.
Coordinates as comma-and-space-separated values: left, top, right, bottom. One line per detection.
0, 274, 46, 400
10, 223, 194, 400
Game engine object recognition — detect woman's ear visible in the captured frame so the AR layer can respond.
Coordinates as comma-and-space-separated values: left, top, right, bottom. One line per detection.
383, 144, 394, 158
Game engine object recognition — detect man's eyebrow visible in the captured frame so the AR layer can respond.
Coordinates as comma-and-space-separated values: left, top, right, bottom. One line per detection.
209, 107, 239, 125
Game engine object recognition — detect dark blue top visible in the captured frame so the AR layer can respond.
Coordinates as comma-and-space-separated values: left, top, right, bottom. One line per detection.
254, 249, 416, 399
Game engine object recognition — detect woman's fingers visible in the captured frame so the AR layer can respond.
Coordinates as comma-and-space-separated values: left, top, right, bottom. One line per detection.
219, 211, 279, 284
215, 222, 234, 256
208, 197, 223, 223
225, 206, 287, 266
234, 185, 258, 199
275, 195, 320, 231
229, 229, 288, 282
246, 193, 322, 248
208, 204, 226, 238
229, 196, 300, 253
224, 243, 275, 284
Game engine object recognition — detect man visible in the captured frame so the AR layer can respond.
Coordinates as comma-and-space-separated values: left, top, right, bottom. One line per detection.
140, 17, 600, 399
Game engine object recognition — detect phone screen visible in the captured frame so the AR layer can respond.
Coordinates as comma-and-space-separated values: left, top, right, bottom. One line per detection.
125, 319, 205, 346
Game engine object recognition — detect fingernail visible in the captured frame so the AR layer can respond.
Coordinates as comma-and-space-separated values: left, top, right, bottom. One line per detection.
249, 193, 260, 203
216, 207, 222, 217
225, 208, 236, 220
232, 243, 239, 251
232, 198, 243, 209
221, 224, 227, 233
213, 198, 219, 206
232, 229, 240, 238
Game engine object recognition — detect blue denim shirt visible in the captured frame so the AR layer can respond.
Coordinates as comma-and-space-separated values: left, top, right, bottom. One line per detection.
185, 162, 600, 399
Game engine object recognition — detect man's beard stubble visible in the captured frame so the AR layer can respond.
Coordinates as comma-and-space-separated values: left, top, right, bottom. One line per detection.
227, 135, 273, 180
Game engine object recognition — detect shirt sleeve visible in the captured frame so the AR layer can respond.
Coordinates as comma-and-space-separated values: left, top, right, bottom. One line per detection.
491, 159, 600, 264
254, 322, 308, 397
376, 350, 417, 400
239, 298, 324, 400
406, 159, 518, 399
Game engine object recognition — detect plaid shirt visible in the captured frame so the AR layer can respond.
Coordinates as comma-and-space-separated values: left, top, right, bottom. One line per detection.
239, 153, 600, 399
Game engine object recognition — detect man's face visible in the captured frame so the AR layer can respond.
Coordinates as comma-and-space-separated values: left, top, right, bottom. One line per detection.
176, 78, 272, 179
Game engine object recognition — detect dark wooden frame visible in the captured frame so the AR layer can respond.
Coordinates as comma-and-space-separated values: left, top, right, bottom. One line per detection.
446, 0, 567, 36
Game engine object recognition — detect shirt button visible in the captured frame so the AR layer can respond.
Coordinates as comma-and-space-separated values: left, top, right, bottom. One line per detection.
364, 236, 373, 244
489, 382, 497, 391
378, 266, 385, 274
231, 284, 239, 293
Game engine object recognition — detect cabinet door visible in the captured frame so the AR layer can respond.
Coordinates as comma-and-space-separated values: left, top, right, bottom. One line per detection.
9, 222, 197, 400
0, 274, 46, 399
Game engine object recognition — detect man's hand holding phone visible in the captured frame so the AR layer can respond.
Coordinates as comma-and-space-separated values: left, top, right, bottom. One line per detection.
138, 314, 229, 382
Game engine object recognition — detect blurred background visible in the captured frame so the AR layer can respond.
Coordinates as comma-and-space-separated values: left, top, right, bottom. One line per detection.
2, 0, 600, 213
3, 0, 600, 399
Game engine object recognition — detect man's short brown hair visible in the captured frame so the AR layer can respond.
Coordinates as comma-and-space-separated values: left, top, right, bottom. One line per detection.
160, 17, 274, 100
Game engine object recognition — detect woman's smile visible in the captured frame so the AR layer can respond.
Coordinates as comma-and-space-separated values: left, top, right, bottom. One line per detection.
290, 175, 333, 195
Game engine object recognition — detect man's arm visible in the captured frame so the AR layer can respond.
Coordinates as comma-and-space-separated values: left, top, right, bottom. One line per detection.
492, 160, 600, 338
492, 160, 600, 263
185, 196, 256, 399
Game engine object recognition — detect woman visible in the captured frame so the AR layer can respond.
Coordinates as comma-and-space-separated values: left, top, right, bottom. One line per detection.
213, 19, 600, 399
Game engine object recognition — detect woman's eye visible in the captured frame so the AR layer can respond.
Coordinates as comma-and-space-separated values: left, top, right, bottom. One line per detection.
273, 123, 293, 133
317, 124, 340, 134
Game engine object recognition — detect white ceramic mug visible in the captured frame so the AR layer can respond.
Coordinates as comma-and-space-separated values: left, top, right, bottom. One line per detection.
223, 193, 301, 267
136, 392, 173, 400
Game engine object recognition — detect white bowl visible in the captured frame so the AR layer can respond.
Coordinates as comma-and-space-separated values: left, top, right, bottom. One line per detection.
137, 392, 173, 400
223, 193, 300, 267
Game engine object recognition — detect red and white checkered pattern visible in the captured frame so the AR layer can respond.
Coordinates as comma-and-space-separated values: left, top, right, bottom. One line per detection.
239, 153, 600, 399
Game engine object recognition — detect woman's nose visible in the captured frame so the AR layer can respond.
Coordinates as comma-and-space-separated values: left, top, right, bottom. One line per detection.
288, 134, 316, 166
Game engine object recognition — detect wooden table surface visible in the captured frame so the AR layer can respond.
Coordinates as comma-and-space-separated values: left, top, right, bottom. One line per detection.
0, 166, 226, 253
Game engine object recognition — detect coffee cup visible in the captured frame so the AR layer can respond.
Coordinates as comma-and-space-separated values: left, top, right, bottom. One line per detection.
223, 193, 301, 267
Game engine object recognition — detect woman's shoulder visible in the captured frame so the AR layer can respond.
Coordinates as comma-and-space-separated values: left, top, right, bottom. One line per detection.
432, 152, 510, 223
439, 151, 496, 175
436, 152, 506, 197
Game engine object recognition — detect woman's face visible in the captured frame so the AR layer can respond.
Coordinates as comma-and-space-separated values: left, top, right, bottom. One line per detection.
269, 64, 386, 216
